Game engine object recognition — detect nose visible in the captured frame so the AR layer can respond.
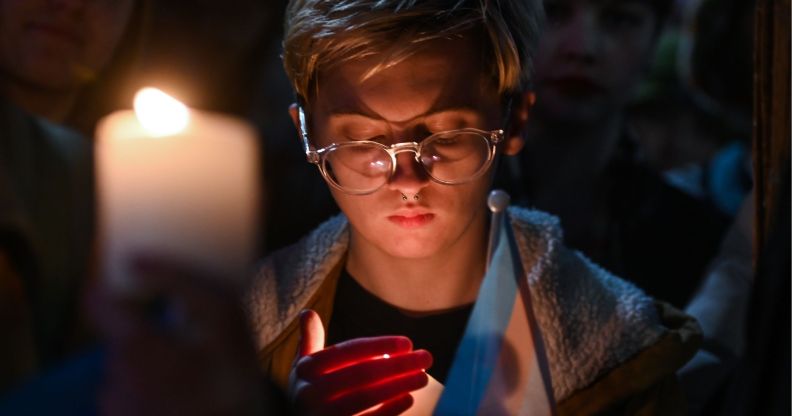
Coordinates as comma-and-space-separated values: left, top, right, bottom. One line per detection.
386, 151, 430, 198
557, 10, 600, 63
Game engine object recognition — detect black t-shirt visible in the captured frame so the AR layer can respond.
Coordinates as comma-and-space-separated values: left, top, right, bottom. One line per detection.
327, 269, 473, 384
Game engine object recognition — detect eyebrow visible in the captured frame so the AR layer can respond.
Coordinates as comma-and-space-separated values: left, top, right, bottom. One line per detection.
326, 105, 484, 124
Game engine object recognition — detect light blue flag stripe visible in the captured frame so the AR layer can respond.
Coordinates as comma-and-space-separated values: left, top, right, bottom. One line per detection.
434, 212, 517, 415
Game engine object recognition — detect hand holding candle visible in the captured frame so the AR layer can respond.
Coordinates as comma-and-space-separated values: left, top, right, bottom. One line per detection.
290, 310, 433, 416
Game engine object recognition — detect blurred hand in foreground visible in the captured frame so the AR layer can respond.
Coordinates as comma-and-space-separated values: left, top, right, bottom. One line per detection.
90, 256, 290, 416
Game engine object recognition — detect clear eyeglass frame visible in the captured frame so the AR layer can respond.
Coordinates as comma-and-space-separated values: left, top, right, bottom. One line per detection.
297, 106, 506, 195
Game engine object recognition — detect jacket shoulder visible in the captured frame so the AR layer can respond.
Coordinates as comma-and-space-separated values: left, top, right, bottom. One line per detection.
244, 214, 348, 347
557, 302, 701, 415
508, 206, 683, 402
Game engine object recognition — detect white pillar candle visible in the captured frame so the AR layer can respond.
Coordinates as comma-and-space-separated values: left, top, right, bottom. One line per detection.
95, 87, 260, 293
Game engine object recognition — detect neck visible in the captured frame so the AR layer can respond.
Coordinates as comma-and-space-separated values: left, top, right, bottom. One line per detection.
518, 112, 625, 250
1, 79, 78, 123
523, 113, 624, 196
346, 214, 489, 313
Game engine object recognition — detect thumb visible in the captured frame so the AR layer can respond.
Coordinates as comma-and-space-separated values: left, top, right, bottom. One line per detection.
299, 309, 325, 357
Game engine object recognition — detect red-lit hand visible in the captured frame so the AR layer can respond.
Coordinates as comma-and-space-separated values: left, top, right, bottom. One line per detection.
290, 310, 432, 416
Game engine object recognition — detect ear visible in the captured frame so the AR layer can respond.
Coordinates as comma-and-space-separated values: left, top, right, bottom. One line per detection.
288, 103, 301, 139
503, 91, 534, 156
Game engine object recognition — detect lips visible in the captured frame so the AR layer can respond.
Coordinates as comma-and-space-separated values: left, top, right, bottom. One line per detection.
387, 213, 435, 228
548, 76, 605, 96
27, 21, 83, 46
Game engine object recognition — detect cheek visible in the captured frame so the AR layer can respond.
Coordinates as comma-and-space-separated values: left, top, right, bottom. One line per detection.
532, 37, 560, 81
0, 2, 28, 51
0, 0, 31, 21
82, 4, 133, 68
0, 7, 38, 78
605, 32, 656, 86
329, 189, 375, 228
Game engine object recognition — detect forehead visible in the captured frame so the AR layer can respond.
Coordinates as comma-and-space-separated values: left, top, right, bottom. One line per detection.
311, 35, 499, 123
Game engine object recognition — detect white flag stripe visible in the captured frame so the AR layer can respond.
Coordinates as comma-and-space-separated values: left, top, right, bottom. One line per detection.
434, 209, 554, 415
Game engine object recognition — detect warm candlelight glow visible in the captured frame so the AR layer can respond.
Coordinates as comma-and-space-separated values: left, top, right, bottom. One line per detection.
133, 87, 190, 137
96, 89, 260, 293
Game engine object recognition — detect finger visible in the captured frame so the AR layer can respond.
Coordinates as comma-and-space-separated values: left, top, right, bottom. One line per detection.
128, 255, 241, 304
326, 371, 428, 416
310, 350, 432, 399
100, 380, 140, 416
127, 255, 251, 341
89, 285, 154, 343
360, 394, 414, 416
299, 309, 325, 358
297, 336, 412, 380
126, 254, 196, 296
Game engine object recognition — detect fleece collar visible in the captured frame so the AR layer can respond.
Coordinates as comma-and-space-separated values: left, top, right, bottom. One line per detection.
245, 207, 664, 400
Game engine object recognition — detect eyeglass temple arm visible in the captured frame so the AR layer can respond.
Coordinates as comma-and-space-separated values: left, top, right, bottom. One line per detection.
298, 106, 320, 164
485, 95, 513, 151
491, 130, 505, 144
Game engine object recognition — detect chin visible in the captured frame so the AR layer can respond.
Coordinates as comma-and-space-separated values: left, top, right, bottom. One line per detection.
18, 51, 85, 87
19, 67, 82, 92
382, 243, 443, 260
540, 100, 612, 125
377, 232, 447, 260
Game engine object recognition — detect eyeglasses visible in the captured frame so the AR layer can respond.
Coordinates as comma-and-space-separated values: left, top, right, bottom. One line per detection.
298, 107, 505, 195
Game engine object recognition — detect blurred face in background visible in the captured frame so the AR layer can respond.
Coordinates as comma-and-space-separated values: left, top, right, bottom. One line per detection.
0, 0, 134, 93
532, 0, 658, 124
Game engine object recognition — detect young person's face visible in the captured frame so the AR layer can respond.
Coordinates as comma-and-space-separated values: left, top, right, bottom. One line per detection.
532, 0, 658, 123
0, 0, 134, 92
293, 36, 526, 259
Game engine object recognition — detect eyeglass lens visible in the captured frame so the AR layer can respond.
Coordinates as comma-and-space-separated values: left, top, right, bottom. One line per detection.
322, 131, 491, 193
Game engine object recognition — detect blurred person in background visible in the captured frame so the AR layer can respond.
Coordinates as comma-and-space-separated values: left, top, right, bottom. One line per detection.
0, 0, 147, 133
499, 0, 729, 309
0, 0, 145, 392
1, 3, 299, 412
661, 0, 754, 217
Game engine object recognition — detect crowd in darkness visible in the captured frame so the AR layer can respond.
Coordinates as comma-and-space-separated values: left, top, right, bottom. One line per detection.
0, 0, 788, 415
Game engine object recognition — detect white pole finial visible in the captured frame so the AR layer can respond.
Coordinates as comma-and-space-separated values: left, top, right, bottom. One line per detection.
486, 189, 511, 269
488, 189, 510, 213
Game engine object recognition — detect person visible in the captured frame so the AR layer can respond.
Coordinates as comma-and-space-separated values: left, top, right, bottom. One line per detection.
245, 0, 701, 414
0, 95, 95, 392
679, 190, 754, 414
0, 0, 143, 392
0, 0, 145, 133
655, 0, 755, 218
499, 0, 729, 308
0, 3, 303, 412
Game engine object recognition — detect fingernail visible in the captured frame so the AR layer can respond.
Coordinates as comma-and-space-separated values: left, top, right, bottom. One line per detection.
299, 309, 311, 324
297, 310, 310, 355
397, 336, 412, 350
416, 349, 433, 368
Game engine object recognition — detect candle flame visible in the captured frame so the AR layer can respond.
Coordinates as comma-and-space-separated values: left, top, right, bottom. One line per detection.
134, 87, 189, 137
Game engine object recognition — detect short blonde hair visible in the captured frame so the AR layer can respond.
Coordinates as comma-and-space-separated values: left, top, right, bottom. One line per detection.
283, 0, 543, 103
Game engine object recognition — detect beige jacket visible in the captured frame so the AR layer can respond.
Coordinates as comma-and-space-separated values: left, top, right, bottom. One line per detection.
245, 207, 701, 414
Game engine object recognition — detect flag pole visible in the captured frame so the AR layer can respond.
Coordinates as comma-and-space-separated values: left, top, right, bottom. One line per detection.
486, 189, 510, 270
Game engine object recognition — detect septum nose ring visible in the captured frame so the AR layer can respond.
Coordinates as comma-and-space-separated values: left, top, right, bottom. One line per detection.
401, 193, 420, 201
